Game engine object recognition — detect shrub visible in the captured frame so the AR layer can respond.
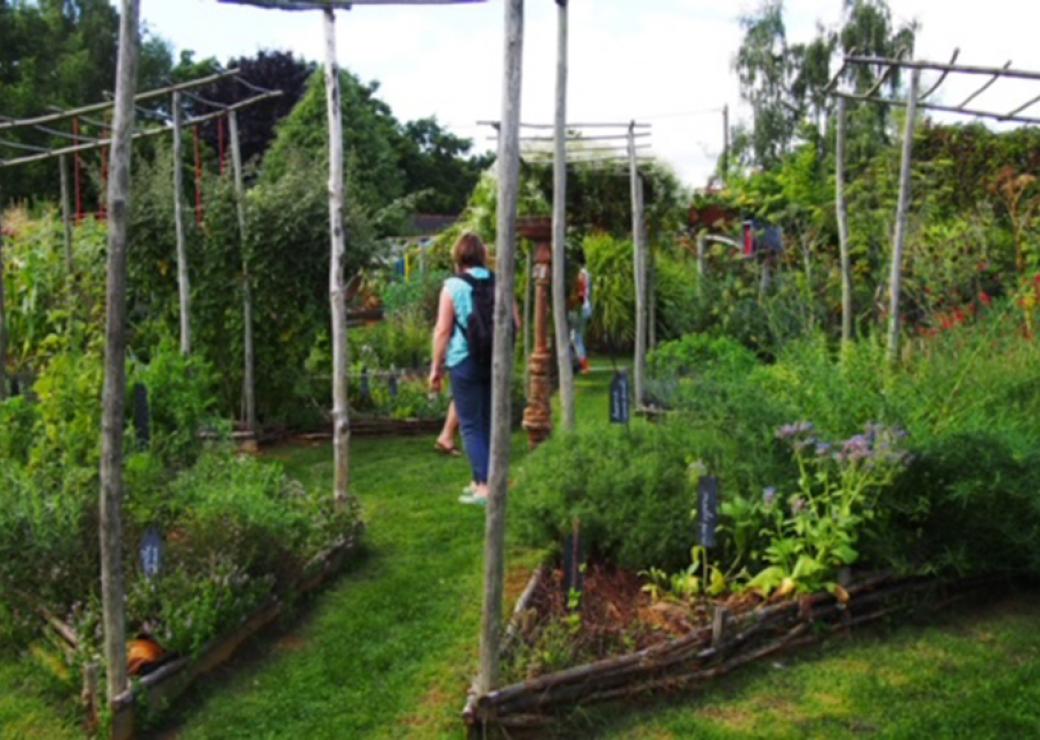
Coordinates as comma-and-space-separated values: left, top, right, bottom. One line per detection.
513, 422, 695, 572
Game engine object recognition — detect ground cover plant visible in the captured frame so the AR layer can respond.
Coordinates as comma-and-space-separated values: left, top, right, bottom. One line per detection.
0, 210, 361, 724
509, 302, 1040, 681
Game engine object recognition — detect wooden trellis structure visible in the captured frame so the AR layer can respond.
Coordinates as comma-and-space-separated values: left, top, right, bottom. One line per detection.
0, 68, 281, 389
479, 118, 654, 409
826, 51, 1040, 360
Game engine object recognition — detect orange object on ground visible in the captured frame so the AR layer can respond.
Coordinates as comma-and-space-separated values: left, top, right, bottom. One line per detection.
127, 638, 165, 676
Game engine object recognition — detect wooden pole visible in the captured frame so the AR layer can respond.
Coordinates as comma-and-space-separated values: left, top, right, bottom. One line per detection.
628, 123, 647, 407
0, 192, 6, 402
58, 155, 74, 273
98, 0, 139, 723
551, 0, 575, 431
523, 246, 532, 390
695, 230, 707, 280
478, 0, 523, 696
172, 91, 191, 355
228, 110, 256, 433
887, 68, 920, 365
835, 96, 852, 345
324, 8, 352, 508
648, 248, 656, 350
722, 104, 729, 183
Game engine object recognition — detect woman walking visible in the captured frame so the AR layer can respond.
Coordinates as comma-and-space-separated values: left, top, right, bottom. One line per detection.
428, 233, 496, 504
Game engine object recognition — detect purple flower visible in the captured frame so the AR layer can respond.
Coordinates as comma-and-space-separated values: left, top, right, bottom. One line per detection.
815, 442, 832, 457
776, 421, 814, 441
838, 435, 870, 463
763, 486, 778, 506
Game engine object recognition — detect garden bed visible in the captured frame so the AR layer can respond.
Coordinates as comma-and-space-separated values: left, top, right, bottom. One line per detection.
463, 566, 983, 731
62, 524, 364, 737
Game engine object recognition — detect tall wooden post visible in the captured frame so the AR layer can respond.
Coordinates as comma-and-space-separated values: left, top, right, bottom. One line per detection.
648, 248, 656, 350
695, 230, 707, 280
58, 155, 74, 273
98, 0, 140, 724
324, 8, 352, 508
835, 96, 853, 345
523, 246, 532, 389
722, 104, 730, 183
172, 91, 191, 355
628, 123, 647, 408
550, 0, 575, 431
0, 194, 6, 402
478, 0, 523, 697
227, 109, 256, 433
521, 219, 553, 448
887, 68, 920, 364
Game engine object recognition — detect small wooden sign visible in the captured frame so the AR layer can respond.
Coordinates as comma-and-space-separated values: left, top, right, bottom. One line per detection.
133, 383, 150, 448
609, 370, 630, 424
140, 527, 163, 579
698, 476, 720, 548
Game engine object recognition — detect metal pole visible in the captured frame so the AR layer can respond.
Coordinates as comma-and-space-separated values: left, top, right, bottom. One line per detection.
478, 0, 523, 696
887, 68, 920, 364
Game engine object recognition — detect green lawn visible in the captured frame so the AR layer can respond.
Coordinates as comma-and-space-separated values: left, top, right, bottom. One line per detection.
2, 367, 1040, 738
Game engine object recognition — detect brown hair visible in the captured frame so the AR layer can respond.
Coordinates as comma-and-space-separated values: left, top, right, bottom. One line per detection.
453, 232, 487, 269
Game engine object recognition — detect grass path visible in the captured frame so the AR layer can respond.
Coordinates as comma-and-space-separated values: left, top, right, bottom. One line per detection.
3, 368, 1040, 738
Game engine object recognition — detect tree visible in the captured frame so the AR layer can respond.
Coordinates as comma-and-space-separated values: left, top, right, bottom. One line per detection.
397, 117, 492, 214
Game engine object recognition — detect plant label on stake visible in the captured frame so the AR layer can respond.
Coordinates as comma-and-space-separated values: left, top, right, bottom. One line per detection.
140, 527, 163, 580
133, 383, 150, 449
562, 519, 587, 603
698, 476, 720, 548
610, 370, 631, 425
360, 368, 370, 403
388, 373, 398, 398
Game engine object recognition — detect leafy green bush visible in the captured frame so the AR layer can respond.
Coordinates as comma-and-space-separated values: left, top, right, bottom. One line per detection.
513, 422, 695, 571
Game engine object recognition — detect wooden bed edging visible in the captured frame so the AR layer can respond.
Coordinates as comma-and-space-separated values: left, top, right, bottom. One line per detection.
108, 526, 363, 738
462, 571, 980, 730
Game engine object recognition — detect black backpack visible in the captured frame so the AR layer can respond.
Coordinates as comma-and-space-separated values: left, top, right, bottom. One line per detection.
458, 272, 496, 370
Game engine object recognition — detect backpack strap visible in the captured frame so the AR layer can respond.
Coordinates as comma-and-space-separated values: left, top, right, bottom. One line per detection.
457, 271, 495, 290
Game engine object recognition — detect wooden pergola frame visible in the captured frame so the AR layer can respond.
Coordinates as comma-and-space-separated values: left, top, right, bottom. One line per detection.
827, 51, 1040, 361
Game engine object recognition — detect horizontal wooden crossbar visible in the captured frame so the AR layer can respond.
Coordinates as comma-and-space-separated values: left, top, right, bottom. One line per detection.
0, 69, 240, 133
218, 0, 482, 10
0, 91, 281, 169
830, 89, 1040, 126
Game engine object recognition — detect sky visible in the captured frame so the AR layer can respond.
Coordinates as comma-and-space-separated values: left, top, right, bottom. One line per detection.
137, 0, 1040, 188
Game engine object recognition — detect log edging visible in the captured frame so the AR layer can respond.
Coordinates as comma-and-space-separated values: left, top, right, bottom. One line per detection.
104, 525, 363, 736
462, 570, 982, 729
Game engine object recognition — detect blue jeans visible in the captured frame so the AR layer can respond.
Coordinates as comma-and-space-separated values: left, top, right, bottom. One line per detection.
449, 354, 491, 484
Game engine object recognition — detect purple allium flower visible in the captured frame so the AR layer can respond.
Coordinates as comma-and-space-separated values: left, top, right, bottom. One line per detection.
763, 486, 778, 506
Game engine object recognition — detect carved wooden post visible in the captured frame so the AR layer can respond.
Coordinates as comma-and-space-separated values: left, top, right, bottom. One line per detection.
99, 0, 140, 734
520, 216, 553, 449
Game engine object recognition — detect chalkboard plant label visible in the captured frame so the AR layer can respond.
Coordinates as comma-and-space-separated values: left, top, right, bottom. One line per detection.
133, 383, 150, 448
609, 370, 631, 424
562, 520, 587, 602
698, 476, 720, 548
140, 527, 164, 579
388, 373, 398, 398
